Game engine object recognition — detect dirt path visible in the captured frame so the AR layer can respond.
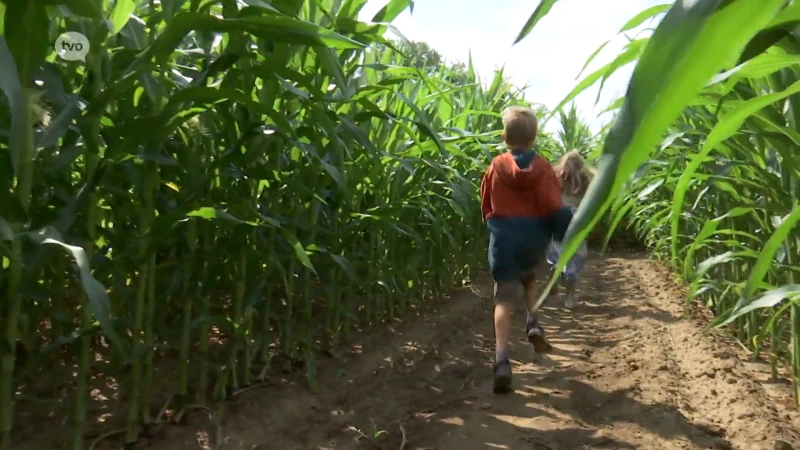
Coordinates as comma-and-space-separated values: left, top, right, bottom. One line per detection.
148, 252, 800, 450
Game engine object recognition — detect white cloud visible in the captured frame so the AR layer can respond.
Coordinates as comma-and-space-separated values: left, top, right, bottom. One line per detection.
358, 0, 666, 134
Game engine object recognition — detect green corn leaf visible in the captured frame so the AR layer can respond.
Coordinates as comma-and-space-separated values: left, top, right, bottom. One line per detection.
716, 285, 800, 327
513, 0, 558, 45
28, 227, 124, 353
371, 0, 412, 23
109, 0, 136, 34
618, 3, 671, 33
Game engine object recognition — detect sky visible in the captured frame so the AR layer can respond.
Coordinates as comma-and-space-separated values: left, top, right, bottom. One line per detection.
358, 0, 666, 135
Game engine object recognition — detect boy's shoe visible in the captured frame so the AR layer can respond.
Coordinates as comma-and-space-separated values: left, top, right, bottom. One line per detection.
526, 321, 553, 353
565, 293, 577, 310
493, 359, 513, 394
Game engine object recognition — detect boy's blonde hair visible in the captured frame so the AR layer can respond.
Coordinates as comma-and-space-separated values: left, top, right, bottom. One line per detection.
502, 106, 538, 147
557, 150, 595, 197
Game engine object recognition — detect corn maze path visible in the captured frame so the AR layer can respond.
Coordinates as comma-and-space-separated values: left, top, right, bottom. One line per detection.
145, 252, 800, 449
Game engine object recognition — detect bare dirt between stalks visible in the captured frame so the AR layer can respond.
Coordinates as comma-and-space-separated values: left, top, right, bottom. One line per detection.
26, 252, 800, 449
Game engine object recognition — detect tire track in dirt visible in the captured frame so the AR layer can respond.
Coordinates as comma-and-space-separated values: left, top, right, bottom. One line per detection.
146, 252, 800, 450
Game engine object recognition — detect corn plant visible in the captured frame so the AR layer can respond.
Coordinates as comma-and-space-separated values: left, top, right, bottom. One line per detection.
554, 102, 595, 155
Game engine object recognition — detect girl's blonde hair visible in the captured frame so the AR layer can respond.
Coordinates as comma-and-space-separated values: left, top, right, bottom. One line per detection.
556, 150, 595, 197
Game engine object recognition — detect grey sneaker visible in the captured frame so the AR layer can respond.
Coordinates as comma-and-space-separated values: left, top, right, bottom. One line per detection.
526, 321, 553, 353
565, 293, 577, 310
493, 359, 512, 394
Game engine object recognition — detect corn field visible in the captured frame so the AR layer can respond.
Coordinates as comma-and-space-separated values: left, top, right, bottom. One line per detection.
2, 0, 800, 448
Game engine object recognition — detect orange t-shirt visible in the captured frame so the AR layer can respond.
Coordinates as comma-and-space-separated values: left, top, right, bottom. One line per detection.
480, 151, 564, 221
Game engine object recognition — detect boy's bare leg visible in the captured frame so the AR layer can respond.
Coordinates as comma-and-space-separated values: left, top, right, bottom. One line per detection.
521, 273, 553, 353
521, 272, 538, 316
494, 302, 512, 360
492, 281, 517, 393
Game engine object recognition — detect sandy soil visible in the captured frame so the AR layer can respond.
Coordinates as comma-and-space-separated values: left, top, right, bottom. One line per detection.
68, 253, 800, 448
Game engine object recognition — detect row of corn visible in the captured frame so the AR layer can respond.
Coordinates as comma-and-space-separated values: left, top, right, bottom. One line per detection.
0, 0, 566, 448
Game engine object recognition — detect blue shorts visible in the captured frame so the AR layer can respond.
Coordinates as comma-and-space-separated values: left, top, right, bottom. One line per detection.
487, 217, 553, 282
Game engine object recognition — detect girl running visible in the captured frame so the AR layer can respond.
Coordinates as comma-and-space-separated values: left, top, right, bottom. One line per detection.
546, 150, 594, 310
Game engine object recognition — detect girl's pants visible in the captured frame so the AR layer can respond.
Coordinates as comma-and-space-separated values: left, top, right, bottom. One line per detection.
545, 208, 587, 287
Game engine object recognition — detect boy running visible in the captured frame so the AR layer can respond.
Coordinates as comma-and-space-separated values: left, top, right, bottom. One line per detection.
480, 106, 572, 394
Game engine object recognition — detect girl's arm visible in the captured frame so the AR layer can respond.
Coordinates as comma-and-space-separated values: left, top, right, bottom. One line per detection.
480, 165, 494, 222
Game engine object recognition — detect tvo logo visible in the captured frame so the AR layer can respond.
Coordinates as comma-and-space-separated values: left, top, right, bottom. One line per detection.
55, 32, 89, 62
